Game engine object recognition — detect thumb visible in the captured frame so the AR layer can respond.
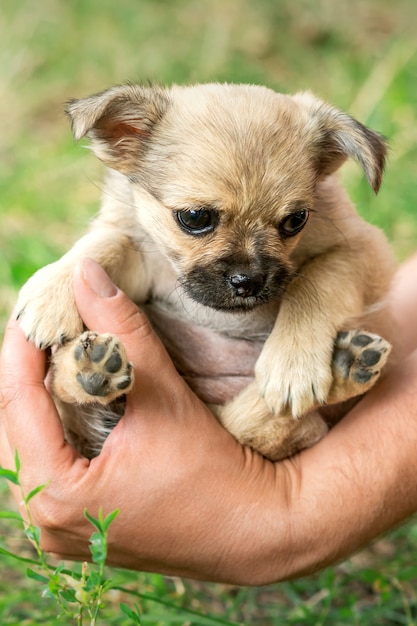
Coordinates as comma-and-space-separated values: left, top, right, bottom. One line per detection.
72, 259, 201, 433
73, 259, 172, 373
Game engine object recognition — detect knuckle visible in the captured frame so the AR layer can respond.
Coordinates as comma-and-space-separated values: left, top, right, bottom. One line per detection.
0, 379, 21, 413
112, 305, 154, 342
29, 494, 77, 534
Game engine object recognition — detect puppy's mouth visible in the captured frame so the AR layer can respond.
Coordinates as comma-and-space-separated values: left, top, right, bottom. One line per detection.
181, 261, 292, 312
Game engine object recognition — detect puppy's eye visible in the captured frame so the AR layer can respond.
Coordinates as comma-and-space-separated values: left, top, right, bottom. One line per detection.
278, 209, 309, 238
175, 208, 218, 235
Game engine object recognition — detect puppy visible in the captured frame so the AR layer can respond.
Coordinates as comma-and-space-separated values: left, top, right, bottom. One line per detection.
17, 83, 396, 459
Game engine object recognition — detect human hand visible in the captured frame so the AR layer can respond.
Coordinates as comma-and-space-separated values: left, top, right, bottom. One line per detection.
0, 259, 280, 583
2, 257, 417, 586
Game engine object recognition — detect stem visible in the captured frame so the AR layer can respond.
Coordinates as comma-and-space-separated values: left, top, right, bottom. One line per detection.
14, 464, 72, 618
91, 538, 107, 623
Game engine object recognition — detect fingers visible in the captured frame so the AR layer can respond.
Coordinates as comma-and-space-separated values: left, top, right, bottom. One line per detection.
0, 314, 76, 475
1, 308, 48, 386
0, 259, 197, 477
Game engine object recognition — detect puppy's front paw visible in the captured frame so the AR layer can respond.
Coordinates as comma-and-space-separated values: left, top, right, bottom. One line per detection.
255, 336, 334, 418
17, 263, 82, 347
52, 331, 134, 405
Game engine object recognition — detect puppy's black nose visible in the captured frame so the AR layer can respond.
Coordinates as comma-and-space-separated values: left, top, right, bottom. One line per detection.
228, 273, 265, 297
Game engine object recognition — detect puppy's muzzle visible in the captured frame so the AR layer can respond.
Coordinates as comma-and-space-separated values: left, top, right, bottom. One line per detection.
228, 272, 265, 298
182, 257, 291, 312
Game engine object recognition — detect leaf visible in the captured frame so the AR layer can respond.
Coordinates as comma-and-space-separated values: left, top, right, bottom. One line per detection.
84, 507, 119, 534
84, 509, 103, 534
0, 468, 19, 485
89, 531, 107, 565
84, 569, 103, 592
25, 524, 41, 544
25, 483, 46, 504
26, 568, 49, 584
47, 573, 63, 596
60, 588, 78, 603
103, 508, 120, 532
120, 602, 141, 624
14, 449, 21, 473
42, 586, 57, 600
0, 510, 23, 522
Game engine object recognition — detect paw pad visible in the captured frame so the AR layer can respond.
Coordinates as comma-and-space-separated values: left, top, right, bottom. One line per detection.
76, 372, 109, 397
73, 331, 133, 401
333, 330, 391, 389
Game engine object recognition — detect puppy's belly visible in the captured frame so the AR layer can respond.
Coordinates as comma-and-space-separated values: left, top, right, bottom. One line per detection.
144, 305, 264, 404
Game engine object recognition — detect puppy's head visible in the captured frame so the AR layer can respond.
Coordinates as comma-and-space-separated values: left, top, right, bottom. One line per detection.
67, 83, 386, 312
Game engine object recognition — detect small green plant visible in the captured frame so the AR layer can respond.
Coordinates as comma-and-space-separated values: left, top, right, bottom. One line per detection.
0, 451, 140, 625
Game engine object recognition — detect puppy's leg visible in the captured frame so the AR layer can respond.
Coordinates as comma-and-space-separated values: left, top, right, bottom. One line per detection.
51, 331, 134, 457
17, 228, 146, 348
255, 245, 395, 419
216, 328, 391, 461
214, 381, 328, 461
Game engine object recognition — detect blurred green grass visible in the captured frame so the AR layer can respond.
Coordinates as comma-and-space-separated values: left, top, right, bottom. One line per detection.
1, 0, 417, 624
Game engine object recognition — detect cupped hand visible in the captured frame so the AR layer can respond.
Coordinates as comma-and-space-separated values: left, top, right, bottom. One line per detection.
0, 259, 281, 583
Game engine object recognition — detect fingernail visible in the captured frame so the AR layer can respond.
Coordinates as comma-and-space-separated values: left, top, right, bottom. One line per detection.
81, 258, 118, 298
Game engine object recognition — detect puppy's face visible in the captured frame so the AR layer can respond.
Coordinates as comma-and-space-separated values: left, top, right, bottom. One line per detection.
67, 83, 386, 312
133, 87, 317, 311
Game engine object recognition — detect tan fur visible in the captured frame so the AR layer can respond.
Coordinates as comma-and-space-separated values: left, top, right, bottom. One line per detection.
17, 83, 396, 459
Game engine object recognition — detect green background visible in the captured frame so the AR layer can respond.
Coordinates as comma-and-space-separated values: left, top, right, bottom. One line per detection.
1, 0, 417, 623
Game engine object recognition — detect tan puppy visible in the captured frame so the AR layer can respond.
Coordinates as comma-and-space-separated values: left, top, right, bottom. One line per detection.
17, 83, 396, 459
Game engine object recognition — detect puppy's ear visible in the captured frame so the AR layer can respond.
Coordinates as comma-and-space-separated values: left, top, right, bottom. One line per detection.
65, 84, 171, 172
294, 92, 387, 193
